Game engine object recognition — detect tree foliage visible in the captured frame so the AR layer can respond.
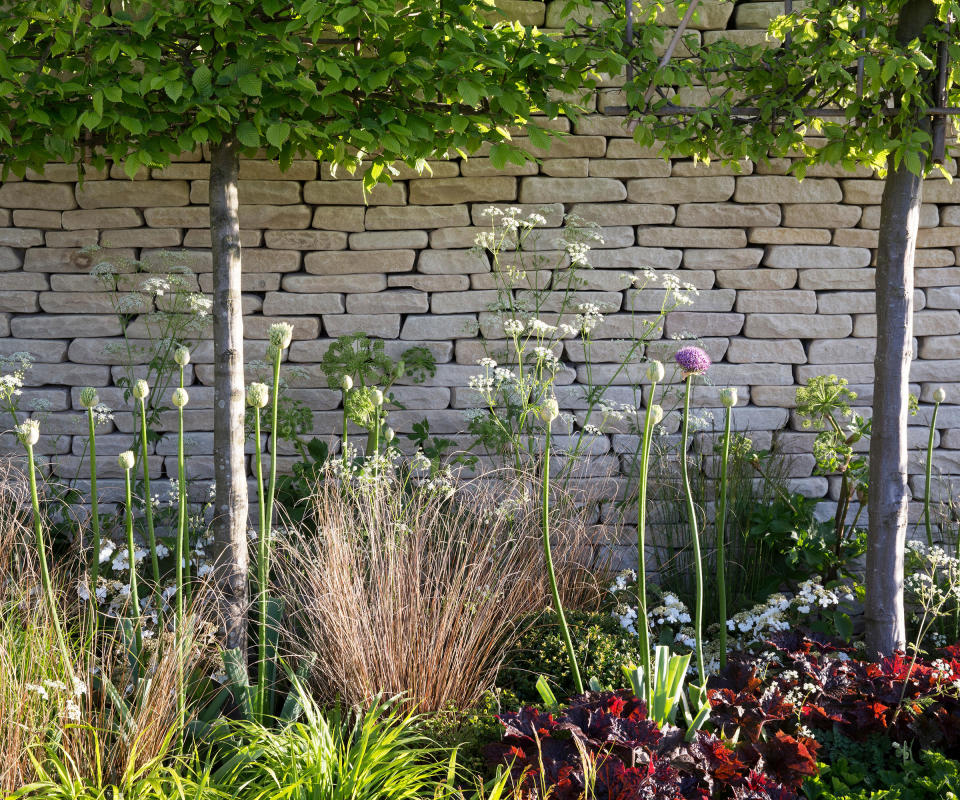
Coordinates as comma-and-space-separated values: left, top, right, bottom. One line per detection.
0, 0, 620, 183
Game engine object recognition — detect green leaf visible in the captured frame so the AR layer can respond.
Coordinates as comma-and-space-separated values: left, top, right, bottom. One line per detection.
237, 72, 262, 96
191, 64, 212, 94
265, 121, 290, 148
164, 82, 183, 102
236, 121, 260, 148
457, 78, 481, 107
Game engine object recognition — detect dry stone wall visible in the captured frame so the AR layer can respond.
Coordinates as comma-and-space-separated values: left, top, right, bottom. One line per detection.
0, 1, 956, 551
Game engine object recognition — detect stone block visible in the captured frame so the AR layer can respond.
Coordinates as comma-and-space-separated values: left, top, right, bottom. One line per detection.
715, 269, 797, 290
923, 182, 960, 203
734, 177, 842, 203
245, 316, 319, 340
807, 338, 876, 364
683, 249, 763, 269
832, 229, 878, 248
429, 227, 491, 249
199, 273, 279, 293
264, 230, 348, 250
798, 268, 874, 290
590, 247, 682, 269
782, 203, 862, 227
915, 250, 955, 268
0, 247, 21, 271
239, 250, 300, 273
916, 267, 960, 286
541, 159, 589, 178
862, 204, 938, 228
312, 206, 366, 232
346, 291, 428, 314
511, 135, 607, 159
409, 177, 516, 204
321, 161, 458, 181
13, 210, 61, 228
23, 247, 136, 273
0, 182, 77, 210
726, 338, 806, 363
11, 313, 121, 338
76, 180, 189, 209
262, 293, 344, 315
281, 274, 385, 293
100, 228, 182, 248
401, 314, 479, 339
350, 230, 427, 250
519, 177, 626, 203
744, 313, 851, 339
0, 274, 47, 290
304, 249, 416, 275
62, 208, 143, 229
736, 290, 817, 313
459, 158, 538, 177
841, 180, 884, 204
589, 159, 670, 178
635, 227, 746, 248
323, 314, 400, 338
0, 228, 44, 247
854, 310, 960, 338
571, 203, 674, 226
38, 292, 117, 314
749, 227, 832, 245
627, 177, 734, 203
627, 288, 734, 312
675, 203, 779, 227
418, 250, 489, 274
365, 205, 469, 230
0, 291, 38, 312
303, 181, 406, 205
919, 336, 960, 359
469, 202, 565, 227
926, 287, 960, 308
764, 245, 872, 269
432, 290, 499, 313
45, 230, 98, 247
918, 228, 960, 248
664, 311, 744, 337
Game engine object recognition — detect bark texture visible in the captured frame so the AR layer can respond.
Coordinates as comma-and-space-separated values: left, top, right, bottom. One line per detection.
864, 0, 935, 657
209, 140, 249, 652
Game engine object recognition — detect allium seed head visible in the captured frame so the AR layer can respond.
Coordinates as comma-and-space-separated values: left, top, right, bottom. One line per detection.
16, 419, 40, 447
934, 387, 947, 404
539, 397, 560, 424
246, 382, 269, 409
118, 451, 135, 470
646, 360, 665, 384
674, 346, 711, 377
171, 388, 189, 408
79, 387, 100, 409
173, 346, 190, 366
720, 387, 738, 408
268, 322, 294, 350
649, 404, 664, 425
132, 379, 150, 400
341, 375, 354, 392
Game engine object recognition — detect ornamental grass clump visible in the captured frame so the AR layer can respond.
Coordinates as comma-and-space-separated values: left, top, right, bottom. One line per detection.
276, 468, 600, 711
674, 345, 711, 695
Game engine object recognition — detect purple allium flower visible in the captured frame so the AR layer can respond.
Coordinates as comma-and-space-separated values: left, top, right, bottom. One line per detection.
674, 346, 711, 377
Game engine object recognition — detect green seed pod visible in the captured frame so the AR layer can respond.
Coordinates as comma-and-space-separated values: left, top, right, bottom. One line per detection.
79, 387, 100, 409
649, 404, 664, 425
934, 387, 947, 404
720, 387, 738, 408
16, 419, 40, 447
174, 346, 191, 366
372, 389, 384, 406
171, 388, 189, 408
246, 382, 269, 409
118, 450, 135, 470
268, 322, 294, 350
645, 360, 665, 384
383, 427, 395, 443
341, 374, 354, 392
539, 397, 560, 423
132, 379, 150, 400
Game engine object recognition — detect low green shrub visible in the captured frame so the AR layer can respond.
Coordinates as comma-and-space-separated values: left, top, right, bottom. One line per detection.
804, 748, 960, 799
497, 609, 641, 704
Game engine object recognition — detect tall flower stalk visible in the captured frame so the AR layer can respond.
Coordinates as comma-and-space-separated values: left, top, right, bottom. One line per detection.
540, 396, 583, 695
247, 380, 270, 722
674, 346, 711, 695
79, 387, 102, 612
925, 387, 946, 548
340, 374, 353, 464
716, 387, 737, 669
173, 347, 191, 610
119, 449, 143, 655
133, 379, 160, 585
18, 419, 72, 672
636, 361, 664, 703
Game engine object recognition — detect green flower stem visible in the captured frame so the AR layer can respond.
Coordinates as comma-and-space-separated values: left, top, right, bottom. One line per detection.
636, 386, 658, 705
123, 465, 143, 655
680, 374, 706, 694
924, 398, 941, 548
341, 393, 349, 464
137, 395, 160, 585
178, 366, 191, 607
86, 406, 101, 605
542, 421, 584, 695
175, 380, 187, 747
716, 403, 733, 669
25, 441, 72, 673
253, 403, 267, 722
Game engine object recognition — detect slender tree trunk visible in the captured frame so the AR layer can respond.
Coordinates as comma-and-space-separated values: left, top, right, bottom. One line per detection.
864, 0, 935, 658
209, 139, 249, 652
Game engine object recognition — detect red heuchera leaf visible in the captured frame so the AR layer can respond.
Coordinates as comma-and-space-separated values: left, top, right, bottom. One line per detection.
750, 732, 820, 789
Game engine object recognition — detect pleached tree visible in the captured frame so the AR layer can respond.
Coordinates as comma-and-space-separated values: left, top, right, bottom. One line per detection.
0, 0, 619, 653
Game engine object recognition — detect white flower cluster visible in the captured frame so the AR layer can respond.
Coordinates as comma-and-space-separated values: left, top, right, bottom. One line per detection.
25, 677, 86, 722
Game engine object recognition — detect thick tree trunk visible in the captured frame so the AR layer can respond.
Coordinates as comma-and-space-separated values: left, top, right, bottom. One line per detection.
209, 140, 249, 652
864, 0, 935, 658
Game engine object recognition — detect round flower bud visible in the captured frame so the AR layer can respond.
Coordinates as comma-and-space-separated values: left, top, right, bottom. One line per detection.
383, 427, 395, 443
118, 450, 136, 471
539, 397, 560, 424
132, 379, 150, 400
934, 387, 947, 404
372, 389, 384, 407
649, 404, 664, 425
171, 388, 189, 408
246, 382, 269, 409
16, 419, 40, 447
645, 360, 665, 384
720, 387, 738, 408
268, 322, 294, 350
173, 346, 190, 367
79, 387, 100, 409
341, 375, 354, 392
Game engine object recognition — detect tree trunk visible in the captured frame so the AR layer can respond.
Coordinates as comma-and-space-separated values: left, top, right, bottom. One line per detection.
209, 139, 249, 652
864, 0, 935, 658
